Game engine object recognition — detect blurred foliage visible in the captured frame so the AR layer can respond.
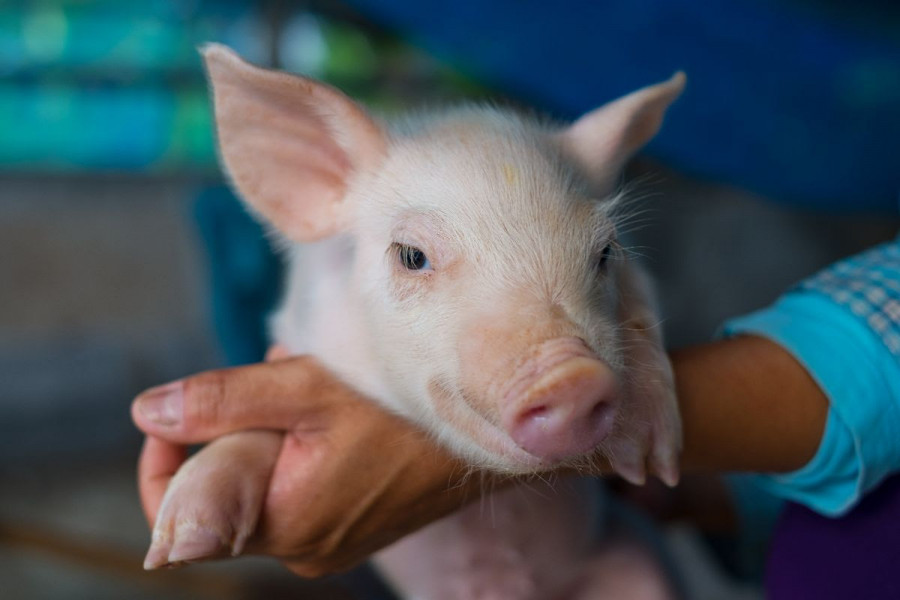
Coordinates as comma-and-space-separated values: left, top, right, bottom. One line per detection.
0, 0, 485, 173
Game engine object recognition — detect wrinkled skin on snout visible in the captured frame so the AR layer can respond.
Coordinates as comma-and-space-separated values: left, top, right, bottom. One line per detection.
146, 45, 683, 600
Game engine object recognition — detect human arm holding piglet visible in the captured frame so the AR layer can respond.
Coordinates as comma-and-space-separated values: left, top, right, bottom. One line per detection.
133, 332, 831, 575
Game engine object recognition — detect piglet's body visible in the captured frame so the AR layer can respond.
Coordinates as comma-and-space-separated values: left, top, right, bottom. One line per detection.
146, 45, 684, 599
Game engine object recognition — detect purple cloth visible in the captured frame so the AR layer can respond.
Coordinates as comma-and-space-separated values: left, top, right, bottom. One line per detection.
766, 472, 900, 599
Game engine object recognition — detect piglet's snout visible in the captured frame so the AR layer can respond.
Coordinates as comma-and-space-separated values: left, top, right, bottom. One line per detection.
501, 340, 619, 463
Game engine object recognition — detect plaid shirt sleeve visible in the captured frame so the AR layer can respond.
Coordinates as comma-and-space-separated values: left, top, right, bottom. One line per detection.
795, 238, 900, 358
722, 236, 900, 518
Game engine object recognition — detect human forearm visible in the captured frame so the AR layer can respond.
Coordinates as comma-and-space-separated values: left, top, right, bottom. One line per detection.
674, 335, 828, 474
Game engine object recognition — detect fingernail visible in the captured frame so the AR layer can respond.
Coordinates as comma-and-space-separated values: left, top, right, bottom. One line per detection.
167, 525, 227, 564
137, 381, 183, 427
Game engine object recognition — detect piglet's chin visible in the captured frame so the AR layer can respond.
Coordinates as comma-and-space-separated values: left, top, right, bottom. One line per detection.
501, 341, 620, 464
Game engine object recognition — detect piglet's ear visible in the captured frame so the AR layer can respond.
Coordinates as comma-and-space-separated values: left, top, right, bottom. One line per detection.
560, 72, 685, 192
202, 43, 386, 242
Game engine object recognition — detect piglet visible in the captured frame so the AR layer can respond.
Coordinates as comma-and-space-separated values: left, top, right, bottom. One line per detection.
145, 44, 684, 599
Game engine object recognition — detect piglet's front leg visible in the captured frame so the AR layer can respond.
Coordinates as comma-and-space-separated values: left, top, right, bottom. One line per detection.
606, 263, 682, 487
144, 430, 281, 569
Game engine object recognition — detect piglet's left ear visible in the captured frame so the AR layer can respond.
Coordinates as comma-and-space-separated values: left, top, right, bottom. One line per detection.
559, 72, 685, 191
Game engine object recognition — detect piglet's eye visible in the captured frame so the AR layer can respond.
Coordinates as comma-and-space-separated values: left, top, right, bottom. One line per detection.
598, 243, 613, 268
397, 244, 431, 270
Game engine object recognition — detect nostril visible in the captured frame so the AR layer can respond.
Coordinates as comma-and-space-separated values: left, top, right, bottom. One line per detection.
588, 399, 614, 423
586, 400, 616, 441
519, 404, 549, 422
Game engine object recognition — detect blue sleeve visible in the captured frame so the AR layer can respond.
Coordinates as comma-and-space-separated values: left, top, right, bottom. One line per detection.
723, 238, 900, 517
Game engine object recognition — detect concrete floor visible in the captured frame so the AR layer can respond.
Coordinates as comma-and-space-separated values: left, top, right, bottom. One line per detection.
1, 170, 896, 598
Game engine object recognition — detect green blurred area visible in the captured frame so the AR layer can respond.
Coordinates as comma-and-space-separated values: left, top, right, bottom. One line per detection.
0, 1, 484, 173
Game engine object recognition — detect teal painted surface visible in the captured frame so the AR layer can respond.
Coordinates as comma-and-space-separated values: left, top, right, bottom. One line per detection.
0, 2, 481, 173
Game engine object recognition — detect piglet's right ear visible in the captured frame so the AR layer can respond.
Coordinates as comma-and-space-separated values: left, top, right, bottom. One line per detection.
202, 44, 385, 242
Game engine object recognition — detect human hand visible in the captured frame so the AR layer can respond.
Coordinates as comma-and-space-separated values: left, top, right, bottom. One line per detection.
132, 355, 490, 577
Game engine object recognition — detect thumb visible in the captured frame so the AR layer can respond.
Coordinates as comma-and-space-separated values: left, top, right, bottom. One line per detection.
131, 355, 344, 444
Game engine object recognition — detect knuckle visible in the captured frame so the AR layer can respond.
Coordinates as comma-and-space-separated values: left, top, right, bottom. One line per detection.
182, 370, 228, 430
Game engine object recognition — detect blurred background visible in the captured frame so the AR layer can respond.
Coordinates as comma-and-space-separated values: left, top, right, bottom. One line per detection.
1, 1, 898, 598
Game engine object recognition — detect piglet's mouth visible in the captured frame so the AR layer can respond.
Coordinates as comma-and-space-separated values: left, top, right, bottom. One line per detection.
428, 378, 544, 472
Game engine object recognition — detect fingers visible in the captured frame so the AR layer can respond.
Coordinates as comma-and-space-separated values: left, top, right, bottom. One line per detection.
131, 355, 344, 444
138, 436, 187, 525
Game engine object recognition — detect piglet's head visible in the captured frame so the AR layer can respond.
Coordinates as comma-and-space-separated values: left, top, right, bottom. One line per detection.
203, 44, 683, 474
